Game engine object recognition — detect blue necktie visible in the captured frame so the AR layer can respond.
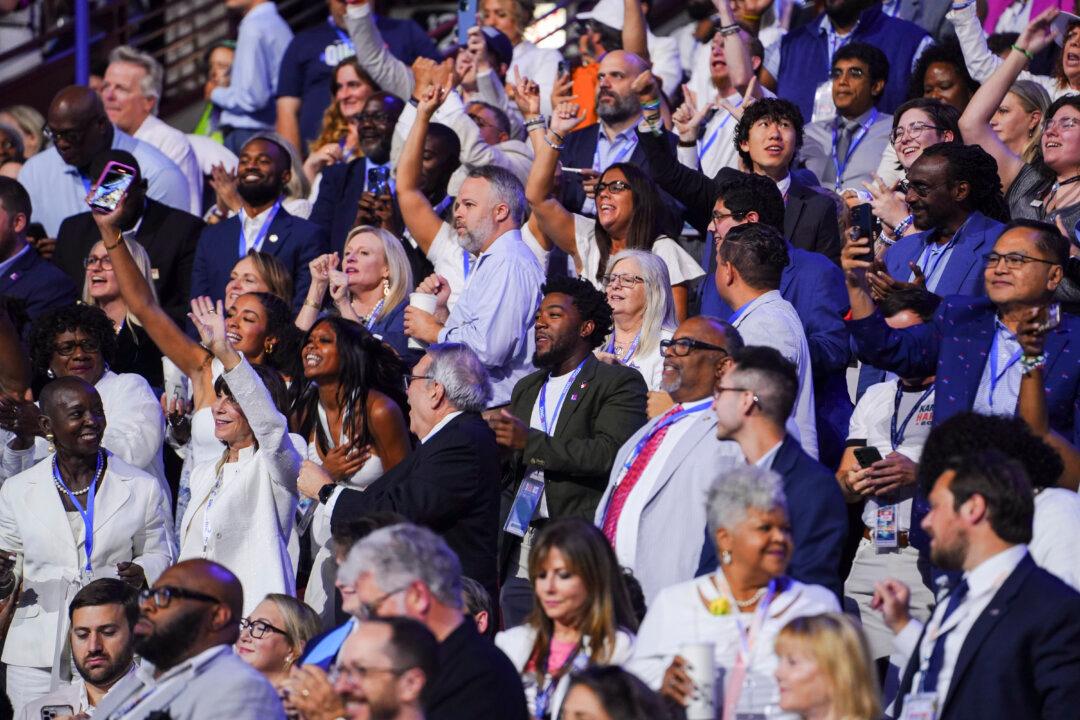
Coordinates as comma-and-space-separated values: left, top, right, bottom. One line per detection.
921, 578, 970, 693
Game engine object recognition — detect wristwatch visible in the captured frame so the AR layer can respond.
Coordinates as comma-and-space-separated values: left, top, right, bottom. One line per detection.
318, 483, 337, 505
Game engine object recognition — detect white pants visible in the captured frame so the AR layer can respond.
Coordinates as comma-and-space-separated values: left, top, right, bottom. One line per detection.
844, 537, 936, 659
6, 664, 52, 716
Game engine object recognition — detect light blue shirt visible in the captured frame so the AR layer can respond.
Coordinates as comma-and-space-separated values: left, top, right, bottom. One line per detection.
909, 214, 974, 292
16, 128, 190, 236
437, 229, 544, 407
972, 319, 1023, 416
210, 2, 293, 130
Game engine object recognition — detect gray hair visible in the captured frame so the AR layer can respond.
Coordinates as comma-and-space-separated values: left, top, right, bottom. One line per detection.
427, 342, 492, 411
466, 165, 526, 226
108, 45, 164, 110
337, 523, 463, 609
604, 250, 676, 358
707, 466, 788, 536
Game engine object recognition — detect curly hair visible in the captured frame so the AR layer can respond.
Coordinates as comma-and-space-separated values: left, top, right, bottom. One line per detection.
717, 222, 790, 290
29, 304, 117, 375
733, 98, 804, 170
919, 143, 1010, 223
541, 275, 613, 349
907, 39, 979, 104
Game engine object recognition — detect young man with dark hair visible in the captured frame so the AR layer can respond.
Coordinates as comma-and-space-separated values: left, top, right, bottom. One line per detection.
491, 276, 648, 624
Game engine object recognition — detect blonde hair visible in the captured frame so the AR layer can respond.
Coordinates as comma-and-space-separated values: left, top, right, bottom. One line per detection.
603, 250, 676, 360
344, 225, 414, 321
0, 105, 47, 156
774, 613, 881, 720
262, 593, 321, 659
1008, 80, 1051, 164
240, 250, 293, 304
82, 237, 158, 329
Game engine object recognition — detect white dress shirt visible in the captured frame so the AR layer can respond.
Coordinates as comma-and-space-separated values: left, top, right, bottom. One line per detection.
421, 410, 464, 444
135, 114, 203, 215
1031, 488, 1080, 591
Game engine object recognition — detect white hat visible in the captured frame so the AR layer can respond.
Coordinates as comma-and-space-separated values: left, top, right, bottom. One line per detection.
1050, 11, 1080, 45
577, 0, 626, 30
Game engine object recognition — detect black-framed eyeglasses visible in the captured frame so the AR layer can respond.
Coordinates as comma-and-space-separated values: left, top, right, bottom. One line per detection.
903, 180, 945, 198
828, 66, 866, 80
405, 374, 433, 385
357, 586, 408, 620
983, 252, 1059, 269
710, 210, 744, 228
354, 111, 394, 126
660, 338, 729, 357
42, 124, 87, 145
239, 617, 289, 640
891, 122, 941, 144
603, 272, 645, 288
139, 586, 221, 608
53, 338, 102, 357
83, 254, 112, 269
330, 661, 409, 685
595, 180, 631, 195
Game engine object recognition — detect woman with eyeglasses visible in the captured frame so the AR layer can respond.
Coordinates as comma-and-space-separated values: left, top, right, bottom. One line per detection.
524, 100, 704, 321
0, 376, 173, 711
495, 518, 638, 720
236, 593, 321, 689
302, 58, 379, 182
293, 315, 411, 626
81, 237, 164, 390
596, 251, 677, 392
178, 295, 302, 616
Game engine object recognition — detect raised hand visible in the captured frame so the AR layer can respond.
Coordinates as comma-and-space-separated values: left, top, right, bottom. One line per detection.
466, 26, 491, 73
416, 74, 452, 119
871, 578, 912, 634
550, 101, 585, 137
718, 76, 758, 121
840, 227, 874, 289
1016, 305, 1053, 358
863, 174, 910, 230
630, 68, 659, 105
187, 296, 230, 357
550, 69, 575, 110
1018, 7, 1061, 56
328, 268, 350, 305
673, 85, 711, 143
512, 67, 542, 117
209, 163, 241, 215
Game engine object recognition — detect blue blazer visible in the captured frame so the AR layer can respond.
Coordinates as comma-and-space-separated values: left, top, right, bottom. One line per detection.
309, 157, 370, 254
884, 211, 1002, 297
895, 554, 1080, 720
190, 206, 328, 311
0, 246, 77, 321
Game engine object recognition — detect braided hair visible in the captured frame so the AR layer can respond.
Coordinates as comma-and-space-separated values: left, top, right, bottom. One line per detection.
920, 143, 1010, 223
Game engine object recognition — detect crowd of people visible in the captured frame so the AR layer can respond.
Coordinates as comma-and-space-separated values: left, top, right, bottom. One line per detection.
1, 0, 1080, 717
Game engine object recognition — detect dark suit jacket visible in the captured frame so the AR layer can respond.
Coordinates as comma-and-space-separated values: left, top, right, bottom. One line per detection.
190, 206, 327, 311
0, 245, 76, 320
309, 157, 370, 254
54, 200, 204, 326
895, 554, 1080, 720
331, 411, 502, 602
426, 618, 528, 720
785, 172, 842, 264
884, 211, 1001, 298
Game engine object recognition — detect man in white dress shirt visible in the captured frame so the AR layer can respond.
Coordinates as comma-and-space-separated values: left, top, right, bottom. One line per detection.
101, 46, 203, 214
714, 222, 818, 456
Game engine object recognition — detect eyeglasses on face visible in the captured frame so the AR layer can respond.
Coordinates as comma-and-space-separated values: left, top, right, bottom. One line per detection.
603, 272, 645, 288
660, 338, 728, 357
83, 254, 112, 270
891, 122, 941, 144
828, 66, 866, 80
404, 374, 433, 386
357, 586, 408, 620
713, 385, 761, 406
42, 125, 88, 145
595, 180, 631, 195
139, 586, 220, 608
53, 338, 101, 357
902, 180, 945, 198
1045, 116, 1080, 132
710, 210, 744, 227
983, 252, 1059, 270
239, 617, 289, 640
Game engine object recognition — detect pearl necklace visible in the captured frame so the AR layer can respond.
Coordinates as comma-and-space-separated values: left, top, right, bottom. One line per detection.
53, 451, 104, 497
734, 586, 768, 608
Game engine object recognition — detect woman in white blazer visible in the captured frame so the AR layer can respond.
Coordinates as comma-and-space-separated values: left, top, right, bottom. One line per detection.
179, 296, 301, 616
495, 519, 637, 720
627, 466, 839, 718
0, 376, 173, 712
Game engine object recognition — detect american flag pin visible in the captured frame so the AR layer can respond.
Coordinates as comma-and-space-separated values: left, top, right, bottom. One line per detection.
268, 234, 279, 243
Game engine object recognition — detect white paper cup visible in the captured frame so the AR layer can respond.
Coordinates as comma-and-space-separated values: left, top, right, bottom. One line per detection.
681, 642, 717, 720
408, 293, 438, 349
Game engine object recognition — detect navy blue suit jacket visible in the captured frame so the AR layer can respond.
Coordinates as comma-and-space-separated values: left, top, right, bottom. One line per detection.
0, 245, 77, 321
895, 554, 1080, 720
190, 206, 327, 311
309, 157, 370, 254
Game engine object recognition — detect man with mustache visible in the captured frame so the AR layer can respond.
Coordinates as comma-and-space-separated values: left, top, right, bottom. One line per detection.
190, 135, 328, 310
594, 316, 744, 603
18, 579, 138, 719
93, 559, 286, 719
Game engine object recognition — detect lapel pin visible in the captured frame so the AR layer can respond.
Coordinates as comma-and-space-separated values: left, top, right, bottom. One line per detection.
580, 381, 588, 389
268, 234, 279, 244
8, 272, 17, 282
570, 394, 579, 401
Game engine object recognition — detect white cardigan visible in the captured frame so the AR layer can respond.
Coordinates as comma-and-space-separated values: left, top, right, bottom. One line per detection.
179, 358, 301, 614
0, 453, 173, 668
495, 625, 635, 719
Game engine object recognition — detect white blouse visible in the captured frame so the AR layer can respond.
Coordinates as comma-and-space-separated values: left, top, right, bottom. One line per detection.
573, 214, 705, 290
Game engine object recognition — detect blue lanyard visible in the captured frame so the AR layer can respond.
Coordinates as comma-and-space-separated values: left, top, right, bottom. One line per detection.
987, 330, 1023, 412
890, 381, 933, 450
80, 175, 92, 195
539, 359, 587, 434
621, 401, 710, 471
593, 129, 636, 172
729, 299, 754, 324
698, 102, 741, 161
830, 109, 877, 190
328, 16, 355, 50
463, 250, 473, 283
239, 199, 282, 257
52, 452, 102, 574
606, 331, 642, 364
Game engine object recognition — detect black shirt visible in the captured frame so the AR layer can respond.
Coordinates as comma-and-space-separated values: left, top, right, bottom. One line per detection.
425, 618, 528, 720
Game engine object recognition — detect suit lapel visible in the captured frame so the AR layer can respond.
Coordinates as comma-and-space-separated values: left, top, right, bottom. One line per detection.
641, 411, 715, 507
553, 356, 599, 437
940, 214, 992, 295
0, 247, 36, 292
783, 190, 805, 240
260, 210, 292, 258
26, 464, 79, 566
92, 458, 133, 533
956, 304, 998, 412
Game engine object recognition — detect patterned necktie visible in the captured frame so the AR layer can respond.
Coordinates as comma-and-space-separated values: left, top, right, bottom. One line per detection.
601, 404, 684, 545
921, 578, 970, 693
837, 119, 859, 162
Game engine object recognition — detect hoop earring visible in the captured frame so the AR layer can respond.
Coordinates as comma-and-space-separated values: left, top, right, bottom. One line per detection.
383, 278, 391, 297
721, 550, 733, 565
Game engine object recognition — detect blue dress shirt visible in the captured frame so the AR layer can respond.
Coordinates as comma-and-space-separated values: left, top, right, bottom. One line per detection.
971, 319, 1023, 416
210, 2, 293, 130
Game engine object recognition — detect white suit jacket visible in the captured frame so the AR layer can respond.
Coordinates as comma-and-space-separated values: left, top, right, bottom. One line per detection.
0, 453, 173, 668
179, 358, 300, 614
594, 409, 743, 603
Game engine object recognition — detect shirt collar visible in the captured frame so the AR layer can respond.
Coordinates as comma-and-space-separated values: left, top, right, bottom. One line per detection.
775, 174, 792, 197
478, 228, 522, 261
421, 410, 464, 444
819, 10, 863, 37
755, 440, 784, 469
598, 121, 640, 145
243, 201, 277, 225
0, 243, 31, 279
964, 544, 1027, 596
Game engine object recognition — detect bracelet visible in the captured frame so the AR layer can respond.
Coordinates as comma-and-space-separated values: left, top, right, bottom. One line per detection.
408, 96, 420, 107
876, 232, 896, 247
524, 115, 546, 131
893, 214, 914, 237
720, 23, 742, 36
548, 128, 565, 142
1011, 43, 1034, 60
678, 138, 698, 147
544, 135, 565, 151
739, 13, 760, 21
949, 0, 975, 9
103, 231, 123, 250
303, 299, 322, 310
1020, 353, 1046, 374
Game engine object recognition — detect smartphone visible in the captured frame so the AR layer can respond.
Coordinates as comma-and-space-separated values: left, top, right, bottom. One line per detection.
851, 203, 877, 263
88, 161, 137, 214
1043, 303, 1061, 332
458, 0, 478, 46
41, 707, 75, 720
854, 446, 883, 468
557, 59, 570, 77
367, 166, 391, 197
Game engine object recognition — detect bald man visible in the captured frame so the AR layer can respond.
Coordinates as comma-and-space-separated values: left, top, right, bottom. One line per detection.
93, 559, 286, 719
594, 316, 745, 602
17, 85, 189, 237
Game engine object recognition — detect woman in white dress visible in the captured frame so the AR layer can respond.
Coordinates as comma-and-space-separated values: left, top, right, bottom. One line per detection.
293, 316, 411, 626
596, 250, 677, 391
179, 296, 302, 615
628, 466, 839, 718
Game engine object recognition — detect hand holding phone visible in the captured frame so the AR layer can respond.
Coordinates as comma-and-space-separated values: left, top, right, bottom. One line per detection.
87, 161, 137, 214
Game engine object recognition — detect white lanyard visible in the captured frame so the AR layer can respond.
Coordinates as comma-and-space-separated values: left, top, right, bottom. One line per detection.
201, 471, 224, 555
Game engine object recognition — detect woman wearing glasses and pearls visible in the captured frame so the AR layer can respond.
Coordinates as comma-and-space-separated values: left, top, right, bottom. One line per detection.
236, 594, 321, 690
0, 377, 173, 712
524, 100, 703, 321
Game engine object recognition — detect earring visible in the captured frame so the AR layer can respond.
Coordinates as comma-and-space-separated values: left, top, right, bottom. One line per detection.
46, 432, 55, 454
264, 340, 275, 356
383, 278, 391, 298
721, 549, 732, 565
282, 653, 294, 670
46, 368, 55, 379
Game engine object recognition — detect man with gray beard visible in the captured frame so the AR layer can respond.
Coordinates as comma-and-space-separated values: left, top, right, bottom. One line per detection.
593, 316, 745, 602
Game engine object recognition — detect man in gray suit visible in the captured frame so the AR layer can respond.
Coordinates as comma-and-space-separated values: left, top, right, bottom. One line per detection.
595, 316, 745, 603
94, 559, 285, 720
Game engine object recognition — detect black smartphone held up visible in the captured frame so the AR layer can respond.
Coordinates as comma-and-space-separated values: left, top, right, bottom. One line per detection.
367, 166, 391, 197
851, 203, 877, 263
854, 445, 883, 469
88, 161, 137, 214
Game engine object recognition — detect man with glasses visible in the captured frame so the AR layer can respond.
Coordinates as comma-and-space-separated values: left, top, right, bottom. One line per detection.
93, 559, 286, 719
710, 346, 847, 598
16, 86, 189, 238
595, 316, 745, 602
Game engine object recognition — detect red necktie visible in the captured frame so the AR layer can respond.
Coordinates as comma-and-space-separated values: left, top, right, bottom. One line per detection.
602, 404, 684, 545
